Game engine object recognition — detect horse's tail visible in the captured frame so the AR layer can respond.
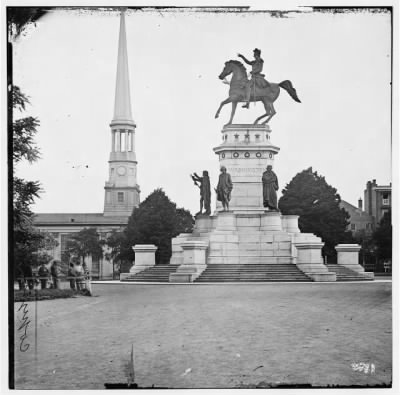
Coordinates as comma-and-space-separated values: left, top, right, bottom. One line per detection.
279, 80, 301, 103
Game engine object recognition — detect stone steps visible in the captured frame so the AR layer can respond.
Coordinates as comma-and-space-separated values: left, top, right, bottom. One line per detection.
195, 264, 312, 282
325, 264, 373, 281
121, 265, 179, 282
207, 256, 293, 264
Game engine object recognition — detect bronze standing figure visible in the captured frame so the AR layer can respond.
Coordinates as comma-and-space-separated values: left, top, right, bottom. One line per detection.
216, 166, 233, 211
262, 165, 279, 211
191, 171, 211, 216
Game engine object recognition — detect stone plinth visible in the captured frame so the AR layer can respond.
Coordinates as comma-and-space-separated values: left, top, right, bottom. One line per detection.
169, 240, 208, 283
260, 211, 283, 231
129, 244, 157, 275
335, 244, 374, 278
282, 215, 300, 233
295, 242, 324, 264
213, 124, 280, 213
170, 233, 192, 265
193, 215, 215, 234
336, 244, 361, 269
295, 242, 336, 282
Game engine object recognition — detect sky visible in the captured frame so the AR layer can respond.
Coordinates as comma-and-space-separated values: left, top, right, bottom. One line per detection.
11, 5, 393, 216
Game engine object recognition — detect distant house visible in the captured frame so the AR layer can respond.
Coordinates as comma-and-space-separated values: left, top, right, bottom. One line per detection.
364, 179, 391, 225
339, 200, 374, 235
340, 179, 391, 235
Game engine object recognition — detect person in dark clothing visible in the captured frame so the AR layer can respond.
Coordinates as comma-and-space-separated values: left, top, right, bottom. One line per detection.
68, 263, 76, 290
23, 264, 35, 290
38, 263, 50, 289
50, 260, 61, 289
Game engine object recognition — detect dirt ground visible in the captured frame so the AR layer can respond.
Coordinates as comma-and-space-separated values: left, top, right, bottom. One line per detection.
13, 282, 392, 389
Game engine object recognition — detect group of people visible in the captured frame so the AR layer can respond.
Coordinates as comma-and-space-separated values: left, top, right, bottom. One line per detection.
17, 260, 62, 290
17, 259, 91, 292
37, 260, 62, 289
192, 164, 279, 214
68, 260, 90, 291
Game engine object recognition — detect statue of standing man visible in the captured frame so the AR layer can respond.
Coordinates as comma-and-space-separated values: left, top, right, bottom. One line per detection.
216, 166, 233, 211
262, 165, 279, 211
191, 171, 211, 216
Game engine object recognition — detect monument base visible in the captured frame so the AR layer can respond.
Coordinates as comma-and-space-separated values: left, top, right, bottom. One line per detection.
169, 211, 337, 282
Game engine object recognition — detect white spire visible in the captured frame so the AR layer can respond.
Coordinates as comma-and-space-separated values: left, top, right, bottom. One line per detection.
112, 9, 134, 124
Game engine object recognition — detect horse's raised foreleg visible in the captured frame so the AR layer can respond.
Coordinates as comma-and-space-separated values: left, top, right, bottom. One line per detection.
215, 97, 232, 119
262, 103, 276, 124
226, 101, 238, 125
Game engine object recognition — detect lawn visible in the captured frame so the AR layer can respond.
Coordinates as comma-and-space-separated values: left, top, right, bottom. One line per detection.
13, 282, 392, 389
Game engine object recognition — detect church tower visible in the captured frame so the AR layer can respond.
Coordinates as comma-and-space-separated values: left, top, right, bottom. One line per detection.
104, 10, 140, 217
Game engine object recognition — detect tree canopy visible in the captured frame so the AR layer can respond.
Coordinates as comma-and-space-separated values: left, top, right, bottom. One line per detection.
118, 189, 194, 265
63, 228, 104, 267
278, 167, 353, 259
12, 86, 58, 274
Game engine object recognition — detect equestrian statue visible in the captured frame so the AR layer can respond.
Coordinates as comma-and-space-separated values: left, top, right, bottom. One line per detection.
215, 48, 301, 125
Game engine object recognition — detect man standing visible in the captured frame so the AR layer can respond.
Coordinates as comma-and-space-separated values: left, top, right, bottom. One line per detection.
216, 166, 233, 211
50, 260, 61, 289
38, 262, 50, 289
262, 165, 279, 211
191, 170, 211, 215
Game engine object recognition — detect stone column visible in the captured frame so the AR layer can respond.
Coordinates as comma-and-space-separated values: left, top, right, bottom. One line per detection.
115, 130, 120, 151
129, 244, 158, 275
295, 242, 336, 281
125, 130, 129, 152
169, 240, 208, 282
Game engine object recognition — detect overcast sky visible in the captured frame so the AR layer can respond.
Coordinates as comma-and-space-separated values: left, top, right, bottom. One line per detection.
12, 5, 392, 216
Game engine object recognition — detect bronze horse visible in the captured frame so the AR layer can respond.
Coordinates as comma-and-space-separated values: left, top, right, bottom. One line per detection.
215, 60, 301, 125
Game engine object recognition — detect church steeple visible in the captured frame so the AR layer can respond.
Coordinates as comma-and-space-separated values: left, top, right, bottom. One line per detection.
104, 9, 140, 217
112, 9, 134, 125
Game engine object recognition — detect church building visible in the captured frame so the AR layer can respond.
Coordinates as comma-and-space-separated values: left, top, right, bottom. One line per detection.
33, 11, 139, 279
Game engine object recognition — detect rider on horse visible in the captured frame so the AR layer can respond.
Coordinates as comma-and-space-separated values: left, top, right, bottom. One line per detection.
238, 48, 270, 108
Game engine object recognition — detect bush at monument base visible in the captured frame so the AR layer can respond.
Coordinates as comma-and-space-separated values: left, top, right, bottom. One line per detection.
278, 167, 354, 260
121, 189, 194, 265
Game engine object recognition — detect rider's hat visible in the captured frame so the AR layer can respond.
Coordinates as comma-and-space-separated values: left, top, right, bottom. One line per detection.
253, 48, 261, 55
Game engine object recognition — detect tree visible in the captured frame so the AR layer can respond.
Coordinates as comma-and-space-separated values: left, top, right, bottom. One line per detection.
372, 210, 392, 261
104, 230, 128, 276
278, 167, 354, 260
122, 189, 194, 265
104, 230, 126, 262
64, 228, 104, 267
353, 229, 375, 268
12, 87, 41, 224
11, 86, 55, 277
176, 207, 195, 234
